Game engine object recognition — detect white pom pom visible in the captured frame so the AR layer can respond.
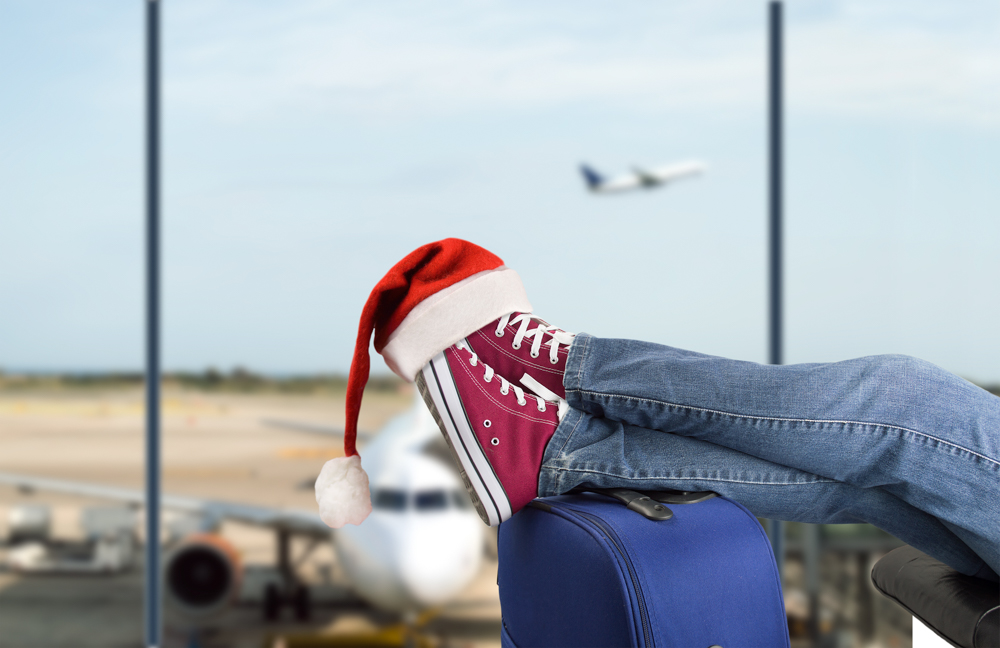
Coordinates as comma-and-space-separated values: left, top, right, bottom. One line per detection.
315, 455, 372, 528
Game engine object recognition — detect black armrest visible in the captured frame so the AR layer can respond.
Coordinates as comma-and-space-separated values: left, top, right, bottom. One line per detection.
871, 546, 999, 648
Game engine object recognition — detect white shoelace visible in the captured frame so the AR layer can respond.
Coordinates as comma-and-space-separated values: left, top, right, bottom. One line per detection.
457, 342, 548, 412
495, 313, 575, 365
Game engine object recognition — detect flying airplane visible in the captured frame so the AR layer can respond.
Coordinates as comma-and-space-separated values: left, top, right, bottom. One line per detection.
580, 160, 706, 194
0, 397, 484, 625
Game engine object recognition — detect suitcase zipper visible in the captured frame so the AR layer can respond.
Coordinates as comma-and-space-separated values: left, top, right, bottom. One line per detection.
572, 509, 653, 648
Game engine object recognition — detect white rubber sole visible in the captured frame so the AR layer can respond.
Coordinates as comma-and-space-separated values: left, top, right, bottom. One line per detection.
416, 351, 512, 527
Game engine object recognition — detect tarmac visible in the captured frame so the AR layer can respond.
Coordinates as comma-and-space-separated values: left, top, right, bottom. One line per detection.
0, 386, 915, 648
0, 386, 502, 648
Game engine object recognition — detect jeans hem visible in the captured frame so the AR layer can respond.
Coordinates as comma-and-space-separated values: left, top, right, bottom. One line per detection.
537, 406, 588, 497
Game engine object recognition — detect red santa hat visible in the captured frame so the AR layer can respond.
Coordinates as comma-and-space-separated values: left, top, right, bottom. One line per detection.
315, 238, 532, 528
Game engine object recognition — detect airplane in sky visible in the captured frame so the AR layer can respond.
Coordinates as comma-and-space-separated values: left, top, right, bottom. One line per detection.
0, 397, 484, 624
580, 161, 706, 194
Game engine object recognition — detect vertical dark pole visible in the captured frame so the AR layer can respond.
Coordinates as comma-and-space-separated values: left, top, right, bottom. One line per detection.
145, 1, 161, 646
768, 0, 785, 582
856, 551, 875, 641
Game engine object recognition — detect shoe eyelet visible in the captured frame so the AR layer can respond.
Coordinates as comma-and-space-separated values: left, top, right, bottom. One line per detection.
491, 437, 499, 446
495, 328, 504, 337
537, 403, 546, 412
517, 399, 526, 407
483, 419, 492, 428
500, 387, 509, 396
511, 343, 521, 350
549, 357, 559, 365
530, 351, 539, 358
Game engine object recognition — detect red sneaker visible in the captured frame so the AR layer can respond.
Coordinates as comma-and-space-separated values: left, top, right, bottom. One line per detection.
416, 341, 563, 526
465, 312, 575, 401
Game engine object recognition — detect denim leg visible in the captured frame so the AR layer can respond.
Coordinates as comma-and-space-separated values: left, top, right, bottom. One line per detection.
551, 333, 1000, 578
538, 407, 993, 578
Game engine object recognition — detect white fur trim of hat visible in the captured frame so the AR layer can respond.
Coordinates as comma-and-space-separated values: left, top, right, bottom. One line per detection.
380, 267, 532, 381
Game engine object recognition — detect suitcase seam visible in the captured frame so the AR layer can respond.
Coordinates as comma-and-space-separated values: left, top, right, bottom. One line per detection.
541, 502, 648, 647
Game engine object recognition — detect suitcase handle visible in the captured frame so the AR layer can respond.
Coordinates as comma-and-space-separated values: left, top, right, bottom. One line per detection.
568, 487, 718, 521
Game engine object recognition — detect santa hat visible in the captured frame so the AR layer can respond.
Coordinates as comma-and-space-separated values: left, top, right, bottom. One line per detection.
315, 238, 532, 528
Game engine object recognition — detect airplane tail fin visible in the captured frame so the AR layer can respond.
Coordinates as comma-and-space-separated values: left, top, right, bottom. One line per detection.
579, 164, 604, 189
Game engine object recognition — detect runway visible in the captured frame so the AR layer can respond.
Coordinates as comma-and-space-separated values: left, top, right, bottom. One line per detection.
0, 386, 502, 648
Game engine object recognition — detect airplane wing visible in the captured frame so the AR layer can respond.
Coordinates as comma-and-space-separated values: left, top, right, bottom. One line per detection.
583, 160, 705, 194
0, 471, 332, 538
632, 167, 661, 186
261, 418, 373, 442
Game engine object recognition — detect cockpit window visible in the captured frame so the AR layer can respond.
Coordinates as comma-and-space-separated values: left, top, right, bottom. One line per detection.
372, 489, 407, 511
451, 490, 471, 510
414, 490, 449, 511
371, 488, 470, 513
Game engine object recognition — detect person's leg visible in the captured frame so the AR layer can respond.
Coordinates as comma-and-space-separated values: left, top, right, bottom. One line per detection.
538, 408, 995, 579
555, 333, 1000, 578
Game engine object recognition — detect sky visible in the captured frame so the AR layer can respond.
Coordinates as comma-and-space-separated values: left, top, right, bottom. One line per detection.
1, 1, 998, 384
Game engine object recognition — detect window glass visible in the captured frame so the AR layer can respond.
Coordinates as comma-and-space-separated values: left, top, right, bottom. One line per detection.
414, 490, 449, 512
3, 3, 993, 647
372, 489, 408, 512
0, 2, 143, 644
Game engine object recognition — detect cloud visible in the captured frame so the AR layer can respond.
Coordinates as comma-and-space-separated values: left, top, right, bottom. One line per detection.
159, 0, 1000, 127
787, 19, 1000, 125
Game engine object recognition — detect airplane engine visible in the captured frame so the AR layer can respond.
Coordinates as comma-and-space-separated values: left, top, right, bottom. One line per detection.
164, 533, 242, 620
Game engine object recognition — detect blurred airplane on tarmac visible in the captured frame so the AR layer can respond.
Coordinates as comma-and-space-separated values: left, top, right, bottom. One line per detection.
580, 160, 706, 194
0, 397, 484, 624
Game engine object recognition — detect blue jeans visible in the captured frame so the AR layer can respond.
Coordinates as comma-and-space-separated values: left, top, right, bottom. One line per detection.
537, 334, 1000, 581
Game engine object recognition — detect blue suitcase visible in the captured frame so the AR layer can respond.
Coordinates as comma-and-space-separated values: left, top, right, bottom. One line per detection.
498, 489, 790, 648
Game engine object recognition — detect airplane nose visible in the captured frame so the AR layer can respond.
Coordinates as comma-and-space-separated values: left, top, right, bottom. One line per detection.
399, 523, 480, 605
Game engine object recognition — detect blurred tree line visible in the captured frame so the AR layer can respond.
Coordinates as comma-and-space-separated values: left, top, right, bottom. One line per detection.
0, 366, 995, 397
0, 366, 406, 395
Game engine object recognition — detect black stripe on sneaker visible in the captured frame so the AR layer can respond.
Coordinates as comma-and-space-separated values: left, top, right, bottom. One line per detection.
435, 357, 511, 518
428, 358, 505, 525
